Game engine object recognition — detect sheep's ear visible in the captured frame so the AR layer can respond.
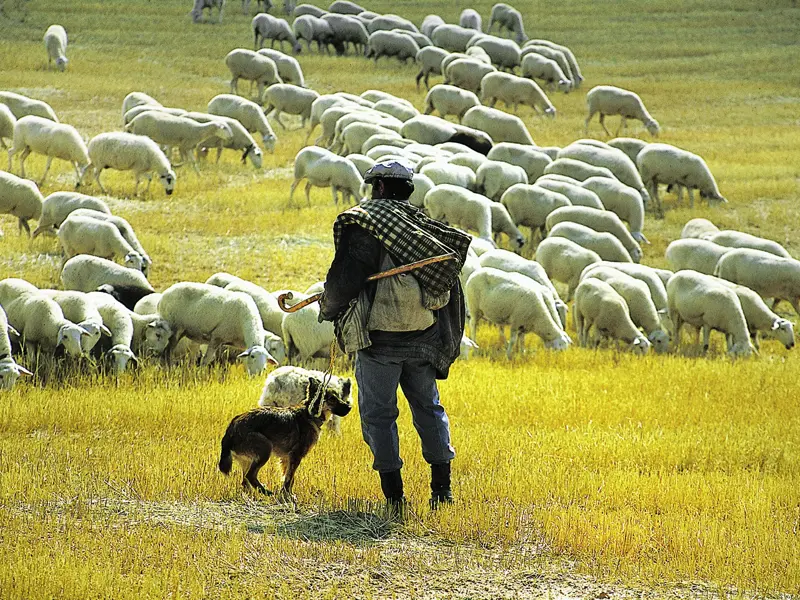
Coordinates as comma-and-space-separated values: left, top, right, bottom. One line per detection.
657, 309, 668, 315
79, 327, 91, 337
7, 325, 20, 338
56, 328, 65, 347
16, 364, 33, 376
146, 322, 159, 329
237, 348, 252, 359
100, 324, 112, 337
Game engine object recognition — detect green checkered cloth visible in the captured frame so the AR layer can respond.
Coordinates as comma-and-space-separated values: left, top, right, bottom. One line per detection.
333, 199, 471, 298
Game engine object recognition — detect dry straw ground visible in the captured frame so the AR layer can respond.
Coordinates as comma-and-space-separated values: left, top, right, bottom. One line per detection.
0, 0, 799, 598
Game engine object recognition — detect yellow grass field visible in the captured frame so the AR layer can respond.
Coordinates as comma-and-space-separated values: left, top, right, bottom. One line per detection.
1, 0, 799, 597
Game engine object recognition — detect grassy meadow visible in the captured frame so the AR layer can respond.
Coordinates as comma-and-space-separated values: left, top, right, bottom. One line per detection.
1, 0, 800, 597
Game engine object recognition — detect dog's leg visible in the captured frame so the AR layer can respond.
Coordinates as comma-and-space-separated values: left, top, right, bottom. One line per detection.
243, 433, 273, 495
279, 454, 302, 503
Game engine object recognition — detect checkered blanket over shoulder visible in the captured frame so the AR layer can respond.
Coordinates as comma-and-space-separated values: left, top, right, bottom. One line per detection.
333, 199, 472, 296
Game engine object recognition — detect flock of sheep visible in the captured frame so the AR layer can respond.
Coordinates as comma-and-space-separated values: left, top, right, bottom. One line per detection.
0, 0, 796, 394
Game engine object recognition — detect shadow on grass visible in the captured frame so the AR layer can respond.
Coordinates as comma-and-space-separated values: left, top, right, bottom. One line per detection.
272, 506, 398, 544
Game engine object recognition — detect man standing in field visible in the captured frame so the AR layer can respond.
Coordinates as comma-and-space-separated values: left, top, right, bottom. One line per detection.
318, 160, 471, 511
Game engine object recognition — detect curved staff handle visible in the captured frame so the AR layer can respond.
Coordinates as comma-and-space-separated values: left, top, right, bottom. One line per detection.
277, 292, 323, 313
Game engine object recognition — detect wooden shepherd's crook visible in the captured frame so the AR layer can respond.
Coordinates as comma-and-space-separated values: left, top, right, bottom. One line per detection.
277, 253, 458, 313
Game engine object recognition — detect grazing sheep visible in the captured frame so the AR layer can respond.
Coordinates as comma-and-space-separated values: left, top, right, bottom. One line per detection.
714, 280, 795, 351
0, 305, 31, 389
420, 162, 476, 190
7, 116, 89, 186
208, 94, 277, 152
444, 58, 497, 95
665, 238, 731, 275
58, 215, 144, 271
225, 48, 283, 103
521, 53, 570, 93
0, 91, 58, 122
581, 177, 647, 243
122, 105, 188, 127
43, 25, 68, 71
465, 267, 570, 358
475, 159, 528, 202
84, 291, 141, 372
0, 104, 16, 149
447, 151, 487, 174
500, 183, 571, 241
546, 206, 642, 262
543, 157, 615, 182
415, 46, 449, 89
205, 274, 286, 338
480, 71, 555, 117
558, 143, 650, 205
32, 191, 110, 238
336, 122, 398, 156
520, 45, 573, 84
373, 99, 419, 122
294, 3, 326, 16
290, 146, 364, 206
534, 236, 601, 301
431, 24, 479, 53
573, 278, 651, 354
421, 14, 445, 37
488, 201, 525, 250
120, 92, 162, 123
192, 0, 225, 22
487, 3, 527, 44
461, 105, 534, 145
322, 13, 369, 55
61, 255, 153, 299
256, 48, 305, 86
486, 145, 549, 183
293, 15, 339, 54
263, 84, 319, 130
40, 289, 112, 354
424, 184, 494, 242
424, 85, 480, 122
681, 217, 719, 240
184, 112, 263, 169
667, 270, 754, 357
399, 114, 457, 145
0, 170, 43, 236
548, 221, 633, 264
366, 30, 420, 62
637, 143, 726, 216
607, 137, 648, 164
705, 230, 791, 259
582, 261, 669, 318
535, 176, 604, 210
253, 13, 301, 52
69, 209, 150, 270
281, 301, 336, 362
525, 39, 583, 87
460, 9, 482, 31
82, 132, 176, 197
468, 35, 521, 72
367, 14, 418, 33
585, 85, 659, 137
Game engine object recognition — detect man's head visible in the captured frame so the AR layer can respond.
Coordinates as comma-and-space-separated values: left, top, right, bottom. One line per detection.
364, 160, 415, 201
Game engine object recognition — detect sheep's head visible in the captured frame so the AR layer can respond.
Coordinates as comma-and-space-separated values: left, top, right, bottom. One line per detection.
107, 344, 137, 374
648, 329, 670, 354
78, 319, 112, 353
629, 335, 651, 356
0, 356, 32, 391
237, 345, 278, 376
242, 144, 263, 169
629, 245, 643, 263
306, 377, 353, 420
263, 331, 286, 365
699, 189, 727, 204
645, 119, 660, 137
545, 107, 557, 120
144, 319, 173, 355
57, 323, 89, 357
124, 252, 145, 271
771, 318, 795, 350
262, 134, 277, 153
160, 170, 176, 195
545, 332, 572, 351
512, 233, 525, 252
557, 79, 571, 94
56, 57, 68, 71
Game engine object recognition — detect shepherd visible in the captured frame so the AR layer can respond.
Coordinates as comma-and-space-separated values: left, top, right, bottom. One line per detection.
318, 160, 471, 512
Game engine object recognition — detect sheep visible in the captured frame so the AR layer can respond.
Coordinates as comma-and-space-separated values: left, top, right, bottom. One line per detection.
415, 46, 449, 89
521, 53, 570, 93
0, 104, 16, 149
666, 270, 754, 357
225, 48, 283, 103
558, 143, 650, 205
0, 279, 88, 358
423, 184, 494, 243
84, 291, 140, 372
467, 35, 521, 72
487, 3, 527, 44
406, 172, 434, 209
460, 9, 482, 31
520, 45, 573, 84
704, 230, 791, 259
401, 115, 457, 145
81, 132, 176, 197
581, 266, 669, 353
0, 170, 43, 236
488, 201, 525, 250
373, 99, 419, 122
447, 152, 487, 174
254, 49, 304, 87
478, 248, 567, 327
465, 267, 570, 358
543, 157, 615, 182
486, 143, 550, 183
208, 94, 277, 152
290, 146, 363, 206
253, 14, 301, 53
0, 91, 58, 122
581, 261, 669, 318
420, 162, 476, 190
57, 215, 144, 271
183, 112, 263, 169
121, 92, 162, 123
423, 85, 480, 122
546, 206, 642, 262
447, 126, 494, 155
367, 13, 417, 33
293, 15, 340, 54
7, 116, 89, 186
461, 105, 533, 145
281, 301, 336, 362
262, 84, 319, 131
431, 24, 479, 53
665, 239, 731, 275
535, 177, 604, 210
40, 289, 112, 354
329, 0, 364, 14
500, 183, 571, 241
421, 14, 444, 37
191, 0, 225, 23
585, 85, 659, 139
61, 255, 154, 299
525, 39, 583, 87
475, 160, 528, 202
337, 122, 398, 156
322, 13, 369, 55
157, 283, 278, 375
680, 217, 719, 240
43, 24, 68, 71
573, 278, 651, 354
607, 137, 648, 164
68, 209, 150, 272
31, 191, 110, 239
122, 105, 188, 127
581, 177, 647, 243
361, 132, 410, 154
0, 304, 32, 389
294, 3, 327, 17
444, 58, 497, 95
713, 249, 800, 318
548, 222, 633, 264
480, 71, 555, 117
366, 30, 419, 62
637, 143, 726, 216
715, 280, 794, 351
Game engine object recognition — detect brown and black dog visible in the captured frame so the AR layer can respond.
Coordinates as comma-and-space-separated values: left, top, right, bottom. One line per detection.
218, 377, 352, 499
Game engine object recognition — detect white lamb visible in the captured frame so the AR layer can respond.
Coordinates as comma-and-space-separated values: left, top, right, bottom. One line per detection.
43, 24, 68, 71
208, 94, 278, 152
520, 45, 573, 85
281, 301, 335, 362
40, 289, 112, 354
0, 91, 58, 122
84, 291, 140, 372
0, 304, 31, 389
0, 104, 16, 149
31, 191, 111, 239
420, 162, 476, 190
191, 0, 225, 23
465, 267, 570, 358
430, 24, 478, 53
558, 143, 650, 205
256, 48, 305, 86
665, 238, 731, 275
61, 255, 154, 295
82, 132, 176, 197
487, 143, 551, 181
548, 221, 633, 264
525, 39, 583, 87
534, 236, 601, 301
573, 278, 651, 354
581, 262, 670, 319
607, 137, 648, 164
7, 116, 89, 186
185, 112, 263, 169
666, 270, 754, 357
461, 105, 533, 145
480, 71, 555, 117
423, 85, 480, 123
58, 215, 145, 271
487, 3, 527, 44
543, 157, 615, 182
424, 184, 494, 243
476, 159, 528, 202
225, 48, 283, 103
585, 85, 660, 137
290, 146, 364, 206
500, 183, 571, 241
459, 9, 482, 31
0, 170, 43, 236
444, 58, 497, 95
121, 92, 162, 122
414, 46, 449, 90
680, 217, 719, 240
157, 282, 278, 375
581, 177, 647, 243
521, 53, 571, 93
704, 230, 791, 259
253, 13, 301, 52
545, 206, 643, 262
366, 30, 420, 62
468, 36, 521, 72
534, 176, 604, 210
263, 84, 319, 130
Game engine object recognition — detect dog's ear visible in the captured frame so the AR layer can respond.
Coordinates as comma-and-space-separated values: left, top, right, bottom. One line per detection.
306, 378, 324, 417
340, 378, 352, 399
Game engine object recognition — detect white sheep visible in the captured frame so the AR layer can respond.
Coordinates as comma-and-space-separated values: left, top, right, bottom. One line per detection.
476, 159, 528, 202
263, 84, 319, 130
0, 304, 32, 389
534, 236, 600, 301
465, 267, 570, 358
68, 209, 150, 272
444, 58, 497, 95
281, 301, 335, 362
290, 146, 364, 206
487, 3, 527, 44
581, 262, 670, 318
84, 291, 140, 372
122, 105, 188, 127
184, 112, 263, 169
366, 30, 420, 62
546, 206, 643, 262
61, 255, 154, 297
120, 92, 162, 124
486, 143, 551, 181
253, 13, 301, 52
461, 105, 533, 145
525, 39, 583, 87
459, 9, 482, 31
558, 142, 650, 205
521, 53, 570, 93
421, 14, 444, 37
0, 91, 58, 122
203, 273, 283, 337
430, 24, 478, 53
0, 170, 43, 236
322, 13, 370, 55
543, 157, 615, 182
367, 14, 418, 33
488, 200, 525, 250
400, 114, 458, 145
585, 85, 660, 137
423, 85, 480, 123
424, 184, 494, 243
225, 48, 282, 104
256, 48, 305, 86
680, 217, 719, 240
208, 94, 277, 152
7, 116, 89, 186
500, 183, 571, 241
447, 152, 487, 174
637, 143, 726, 216
607, 137, 648, 164
480, 71, 555, 117
293, 15, 338, 54
191, 0, 225, 23
407, 172, 435, 209
43, 24, 68, 71
704, 230, 791, 259
534, 176, 604, 210
345, 153, 375, 178
40, 289, 112, 354
548, 221, 633, 264
468, 36, 521, 72
58, 215, 144, 271
520, 45, 573, 85
31, 191, 110, 238
665, 238, 731, 275
581, 176, 647, 244
573, 278, 651, 354
158, 282, 278, 375
714, 280, 794, 351
667, 270, 754, 357
415, 46, 449, 89
335, 122, 397, 156
0, 104, 16, 149
329, 0, 364, 13
420, 161, 476, 190
294, 3, 327, 17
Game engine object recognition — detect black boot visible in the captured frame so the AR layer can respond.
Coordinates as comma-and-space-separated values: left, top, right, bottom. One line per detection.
379, 469, 406, 518
430, 462, 453, 509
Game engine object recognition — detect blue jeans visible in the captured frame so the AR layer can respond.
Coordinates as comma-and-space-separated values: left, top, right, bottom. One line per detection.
355, 348, 455, 472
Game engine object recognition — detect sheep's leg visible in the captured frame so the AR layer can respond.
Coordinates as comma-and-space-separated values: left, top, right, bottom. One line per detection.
18, 147, 31, 178
72, 161, 83, 186
6, 146, 14, 170
330, 185, 339, 206
702, 325, 711, 352
507, 328, 518, 359
18, 217, 30, 237
185, 148, 200, 174
38, 156, 54, 186
615, 116, 627, 137
288, 178, 301, 205
789, 297, 800, 320
201, 342, 220, 366
598, 114, 611, 137
304, 181, 314, 206
273, 111, 287, 130
94, 167, 108, 194
687, 187, 695, 209
230, 77, 238, 95
584, 110, 596, 135
574, 311, 585, 346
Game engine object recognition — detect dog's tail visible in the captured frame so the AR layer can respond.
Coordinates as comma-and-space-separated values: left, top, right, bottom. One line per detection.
218, 430, 234, 475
